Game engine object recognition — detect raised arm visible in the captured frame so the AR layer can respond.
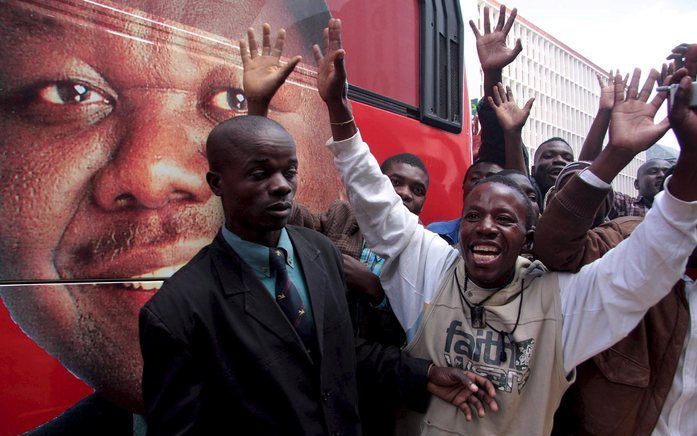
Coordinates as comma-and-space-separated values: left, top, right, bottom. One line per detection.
558, 68, 697, 373
469, 5, 522, 102
488, 83, 533, 173
587, 68, 669, 184
535, 69, 662, 270
577, 72, 616, 161
313, 19, 458, 337
666, 46, 697, 202
312, 19, 356, 141
469, 5, 524, 165
240, 23, 302, 116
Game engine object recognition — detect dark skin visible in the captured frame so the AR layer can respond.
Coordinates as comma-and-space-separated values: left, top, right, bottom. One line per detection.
577, 71, 617, 161
589, 64, 695, 204
314, 18, 499, 420
488, 83, 533, 174
459, 182, 533, 289
588, 68, 670, 188
665, 66, 697, 203
344, 161, 428, 303
383, 162, 429, 215
504, 172, 540, 218
463, 161, 503, 201
470, 5, 528, 172
469, 4, 522, 103
532, 141, 574, 195
239, 24, 430, 302
206, 125, 298, 247
239, 23, 302, 117
635, 159, 671, 205
341, 254, 383, 303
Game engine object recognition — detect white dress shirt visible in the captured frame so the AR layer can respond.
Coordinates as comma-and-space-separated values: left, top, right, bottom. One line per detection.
653, 274, 697, 436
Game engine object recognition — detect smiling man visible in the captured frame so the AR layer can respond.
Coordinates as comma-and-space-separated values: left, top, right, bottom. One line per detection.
319, 19, 697, 435
427, 160, 503, 246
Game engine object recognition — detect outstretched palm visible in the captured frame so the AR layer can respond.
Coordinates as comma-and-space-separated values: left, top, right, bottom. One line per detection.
313, 18, 347, 103
597, 71, 615, 111
469, 5, 522, 71
240, 23, 301, 109
609, 68, 669, 153
488, 83, 534, 131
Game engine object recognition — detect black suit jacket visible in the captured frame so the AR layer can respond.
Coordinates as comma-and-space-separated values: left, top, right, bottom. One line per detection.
140, 226, 429, 436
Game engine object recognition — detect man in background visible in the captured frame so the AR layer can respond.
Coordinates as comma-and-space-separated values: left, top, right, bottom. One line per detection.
610, 157, 672, 218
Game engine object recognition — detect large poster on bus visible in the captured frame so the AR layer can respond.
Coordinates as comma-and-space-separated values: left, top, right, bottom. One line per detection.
0, 0, 338, 433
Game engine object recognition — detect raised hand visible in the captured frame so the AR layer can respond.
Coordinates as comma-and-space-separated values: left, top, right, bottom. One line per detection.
314, 18, 355, 141
469, 5, 522, 72
665, 66, 697, 203
596, 71, 615, 111
427, 366, 498, 422
313, 18, 347, 105
667, 43, 697, 77
668, 68, 697, 152
577, 71, 624, 161
487, 83, 534, 132
608, 68, 669, 153
240, 23, 302, 116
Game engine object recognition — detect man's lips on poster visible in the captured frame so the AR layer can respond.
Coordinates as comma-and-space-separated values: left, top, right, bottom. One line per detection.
57, 212, 215, 291
121, 263, 189, 290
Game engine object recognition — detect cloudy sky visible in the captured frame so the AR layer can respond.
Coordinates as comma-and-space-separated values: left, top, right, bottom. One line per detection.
464, 0, 696, 149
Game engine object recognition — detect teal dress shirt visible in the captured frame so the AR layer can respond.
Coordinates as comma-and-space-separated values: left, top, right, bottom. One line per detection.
221, 226, 314, 326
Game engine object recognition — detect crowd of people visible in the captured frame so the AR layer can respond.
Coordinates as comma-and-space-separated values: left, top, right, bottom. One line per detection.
138, 5, 697, 436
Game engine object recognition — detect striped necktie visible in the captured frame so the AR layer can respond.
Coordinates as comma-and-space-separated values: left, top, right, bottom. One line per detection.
268, 248, 316, 354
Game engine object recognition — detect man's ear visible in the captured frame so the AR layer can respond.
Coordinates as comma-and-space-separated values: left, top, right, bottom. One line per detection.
523, 227, 535, 253
206, 171, 223, 196
531, 165, 537, 175
634, 178, 640, 191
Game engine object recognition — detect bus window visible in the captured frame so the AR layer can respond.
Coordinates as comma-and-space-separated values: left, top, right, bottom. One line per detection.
328, 0, 464, 133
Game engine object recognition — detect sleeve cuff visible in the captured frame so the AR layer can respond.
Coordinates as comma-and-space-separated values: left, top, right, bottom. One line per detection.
657, 175, 697, 224
579, 168, 612, 190
325, 130, 363, 150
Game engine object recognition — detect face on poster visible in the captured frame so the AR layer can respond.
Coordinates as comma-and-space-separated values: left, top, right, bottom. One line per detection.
0, 0, 339, 412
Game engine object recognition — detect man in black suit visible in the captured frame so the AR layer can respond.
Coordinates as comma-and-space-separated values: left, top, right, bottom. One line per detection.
139, 23, 497, 435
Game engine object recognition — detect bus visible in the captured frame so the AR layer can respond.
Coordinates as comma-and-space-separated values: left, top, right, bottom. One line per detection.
0, 0, 470, 433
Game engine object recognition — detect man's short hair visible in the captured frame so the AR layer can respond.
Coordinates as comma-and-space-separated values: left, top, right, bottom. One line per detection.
462, 159, 494, 186
497, 169, 543, 212
470, 174, 536, 231
380, 153, 429, 179
206, 115, 292, 170
636, 158, 670, 178
534, 137, 571, 161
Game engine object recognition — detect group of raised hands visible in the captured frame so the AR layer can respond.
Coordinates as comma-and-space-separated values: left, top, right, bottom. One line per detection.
471, 4, 696, 179
234, 5, 696, 420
